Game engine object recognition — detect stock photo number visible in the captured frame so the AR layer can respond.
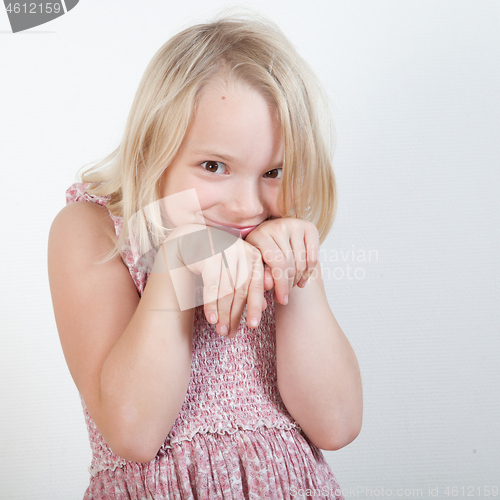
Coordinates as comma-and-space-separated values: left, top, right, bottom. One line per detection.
442, 486, 499, 497
6, 2, 61, 13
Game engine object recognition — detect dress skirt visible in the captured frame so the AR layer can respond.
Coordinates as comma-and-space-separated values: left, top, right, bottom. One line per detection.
83, 427, 344, 500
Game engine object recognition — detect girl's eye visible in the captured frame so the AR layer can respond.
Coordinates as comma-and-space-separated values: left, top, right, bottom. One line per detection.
201, 161, 226, 174
264, 168, 282, 179
201, 162, 281, 178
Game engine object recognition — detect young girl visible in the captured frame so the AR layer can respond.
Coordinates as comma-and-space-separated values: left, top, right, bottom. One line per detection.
48, 11, 362, 499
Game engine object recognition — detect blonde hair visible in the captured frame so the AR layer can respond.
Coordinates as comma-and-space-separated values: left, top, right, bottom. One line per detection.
81, 8, 337, 261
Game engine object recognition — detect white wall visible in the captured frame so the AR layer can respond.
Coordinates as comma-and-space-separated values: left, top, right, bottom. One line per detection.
1, 1, 498, 498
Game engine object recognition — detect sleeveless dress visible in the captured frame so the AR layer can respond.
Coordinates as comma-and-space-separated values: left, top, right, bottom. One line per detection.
66, 182, 344, 500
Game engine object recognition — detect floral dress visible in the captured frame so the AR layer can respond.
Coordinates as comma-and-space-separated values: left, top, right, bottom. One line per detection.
66, 182, 344, 500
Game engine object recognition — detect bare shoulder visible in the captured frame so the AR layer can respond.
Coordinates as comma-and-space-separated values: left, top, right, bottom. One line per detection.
49, 200, 116, 253
48, 200, 140, 410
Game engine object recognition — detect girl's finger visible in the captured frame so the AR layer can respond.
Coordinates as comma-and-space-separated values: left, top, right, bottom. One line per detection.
245, 251, 265, 329
263, 265, 274, 291
267, 230, 295, 304
222, 240, 249, 338
289, 227, 308, 287
298, 223, 320, 287
215, 262, 235, 336
202, 253, 223, 325
227, 254, 251, 338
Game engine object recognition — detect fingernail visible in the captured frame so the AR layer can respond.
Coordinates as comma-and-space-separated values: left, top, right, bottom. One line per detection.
220, 325, 228, 336
250, 318, 258, 328
209, 313, 217, 324
284, 295, 288, 305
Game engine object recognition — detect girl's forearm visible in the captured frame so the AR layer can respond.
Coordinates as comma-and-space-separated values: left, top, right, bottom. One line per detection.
274, 263, 363, 451
98, 249, 194, 463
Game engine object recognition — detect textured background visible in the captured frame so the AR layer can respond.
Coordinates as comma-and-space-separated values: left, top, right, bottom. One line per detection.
0, 1, 499, 498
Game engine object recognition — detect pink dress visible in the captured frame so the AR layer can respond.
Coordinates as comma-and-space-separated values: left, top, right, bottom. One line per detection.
66, 182, 344, 500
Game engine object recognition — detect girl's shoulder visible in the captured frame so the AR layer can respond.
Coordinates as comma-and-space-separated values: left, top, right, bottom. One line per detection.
65, 182, 123, 238
50, 185, 118, 267
56, 182, 153, 296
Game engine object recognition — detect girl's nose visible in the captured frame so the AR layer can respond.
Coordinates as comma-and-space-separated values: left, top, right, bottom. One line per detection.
227, 182, 265, 221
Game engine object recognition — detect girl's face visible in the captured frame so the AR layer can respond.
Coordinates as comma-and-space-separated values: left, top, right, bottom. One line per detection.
160, 77, 283, 236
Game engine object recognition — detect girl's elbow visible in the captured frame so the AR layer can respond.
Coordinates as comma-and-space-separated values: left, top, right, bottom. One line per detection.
106, 429, 162, 464
102, 415, 171, 464
323, 422, 362, 451
110, 441, 159, 464
319, 408, 363, 451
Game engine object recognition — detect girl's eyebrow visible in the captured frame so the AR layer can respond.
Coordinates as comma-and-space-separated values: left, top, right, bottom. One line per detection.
190, 149, 238, 163
189, 149, 283, 170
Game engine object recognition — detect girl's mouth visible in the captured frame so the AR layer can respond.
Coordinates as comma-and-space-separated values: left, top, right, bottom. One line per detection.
238, 226, 258, 238
203, 218, 259, 239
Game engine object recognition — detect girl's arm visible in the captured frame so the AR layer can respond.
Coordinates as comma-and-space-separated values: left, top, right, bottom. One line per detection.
48, 201, 195, 463
274, 262, 363, 451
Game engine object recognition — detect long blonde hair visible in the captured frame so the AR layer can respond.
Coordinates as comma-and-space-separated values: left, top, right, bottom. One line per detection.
81, 8, 337, 261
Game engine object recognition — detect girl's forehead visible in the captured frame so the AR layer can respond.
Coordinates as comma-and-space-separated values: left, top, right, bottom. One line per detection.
195, 75, 280, 128
198, 75, 254, 104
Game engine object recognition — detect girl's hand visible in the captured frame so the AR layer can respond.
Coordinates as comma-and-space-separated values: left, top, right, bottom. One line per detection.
160, 224, 267, 338
244, 218, 320, 305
